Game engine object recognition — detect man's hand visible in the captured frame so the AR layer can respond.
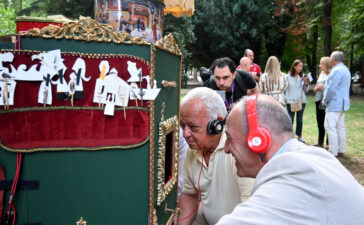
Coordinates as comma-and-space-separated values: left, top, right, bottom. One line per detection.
303, 75, 309, 84
248, 85, 259, 95
177, 193, 199, 225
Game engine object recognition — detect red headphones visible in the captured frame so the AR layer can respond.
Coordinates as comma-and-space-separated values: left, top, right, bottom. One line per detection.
246, 94, 271, 154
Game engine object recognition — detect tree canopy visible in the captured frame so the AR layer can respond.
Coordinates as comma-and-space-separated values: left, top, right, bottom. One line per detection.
1, 0, 363, 75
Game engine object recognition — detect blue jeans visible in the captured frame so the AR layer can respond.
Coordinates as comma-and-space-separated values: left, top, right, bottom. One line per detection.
287, 103, 306, 137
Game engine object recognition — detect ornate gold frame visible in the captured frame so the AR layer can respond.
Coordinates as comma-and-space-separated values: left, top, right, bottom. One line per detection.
157, 114, 179, 206
22, 16, 182, 56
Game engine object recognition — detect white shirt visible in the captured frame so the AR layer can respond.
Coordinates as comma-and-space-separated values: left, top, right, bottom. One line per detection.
183, 132, 254, 225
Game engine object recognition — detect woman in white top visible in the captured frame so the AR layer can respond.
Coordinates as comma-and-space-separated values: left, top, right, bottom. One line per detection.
285, 59, 309, 143
259, 56, 288, 106
313, 57, 331, 148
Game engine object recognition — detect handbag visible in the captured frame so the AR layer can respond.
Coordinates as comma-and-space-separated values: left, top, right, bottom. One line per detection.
290, 99, 302, 112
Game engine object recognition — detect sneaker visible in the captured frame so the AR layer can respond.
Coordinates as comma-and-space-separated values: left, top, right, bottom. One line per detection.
298, 137, 306, 144
337, 153, 344, 157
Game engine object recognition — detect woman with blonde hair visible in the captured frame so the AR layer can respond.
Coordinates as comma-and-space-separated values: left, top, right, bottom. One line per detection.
259, 56, 288, 106
313, 56, 332, 148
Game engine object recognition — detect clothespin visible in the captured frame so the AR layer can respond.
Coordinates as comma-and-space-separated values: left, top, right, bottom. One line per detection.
69, 81, 75, 107
43, 88, 48, 107
121, 98, 126, 120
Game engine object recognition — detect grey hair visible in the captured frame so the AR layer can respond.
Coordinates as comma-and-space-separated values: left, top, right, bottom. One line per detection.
181, 87, 227, 120
330, 51, 344, 62
234, 95, 294, 137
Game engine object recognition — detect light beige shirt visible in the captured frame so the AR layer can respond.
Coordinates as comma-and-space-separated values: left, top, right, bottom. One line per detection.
183, 132, 254, 225
259, 73, 288, 106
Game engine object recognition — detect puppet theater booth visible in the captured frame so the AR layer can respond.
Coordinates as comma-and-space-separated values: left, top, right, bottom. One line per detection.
0, 16, 183, 225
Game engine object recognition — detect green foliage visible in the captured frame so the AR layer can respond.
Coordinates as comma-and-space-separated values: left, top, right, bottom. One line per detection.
164, 14, 196, 70
18, 0, 94, 19
189, 0, 275, 67
337, 0, 364, 56
0, 3, 16, 35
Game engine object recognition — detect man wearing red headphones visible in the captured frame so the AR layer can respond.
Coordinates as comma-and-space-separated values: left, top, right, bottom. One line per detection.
178, 87, 254, 225
217, 94, 364, 224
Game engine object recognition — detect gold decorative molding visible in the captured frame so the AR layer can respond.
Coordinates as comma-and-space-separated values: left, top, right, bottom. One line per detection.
76, 217, 87, 225
162, 80, 177, 88
155, 33, 182, 56
151, 208, 158, 225
149, 101, 156, 224
22, 16, 150, 45
157, 115, 179, 206
150, 45, 156, 89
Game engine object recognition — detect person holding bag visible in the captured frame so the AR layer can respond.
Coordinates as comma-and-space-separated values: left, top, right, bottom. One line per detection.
258, 56, 288, 107
285, 59, 309, 143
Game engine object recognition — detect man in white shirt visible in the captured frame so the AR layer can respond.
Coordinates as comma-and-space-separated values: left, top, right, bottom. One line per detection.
178, 87, 254, 225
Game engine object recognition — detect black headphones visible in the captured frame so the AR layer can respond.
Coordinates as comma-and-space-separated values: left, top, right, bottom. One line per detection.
207, 116, 226, 135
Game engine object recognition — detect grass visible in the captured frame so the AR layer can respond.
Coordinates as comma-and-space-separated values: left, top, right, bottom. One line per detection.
302, 94, 364, 157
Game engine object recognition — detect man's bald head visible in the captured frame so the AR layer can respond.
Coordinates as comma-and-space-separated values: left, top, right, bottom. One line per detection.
228, 95, 294, 140
239, 57, 251, 72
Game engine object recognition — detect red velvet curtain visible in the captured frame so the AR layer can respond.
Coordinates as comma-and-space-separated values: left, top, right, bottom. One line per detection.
0, 51, 150, 152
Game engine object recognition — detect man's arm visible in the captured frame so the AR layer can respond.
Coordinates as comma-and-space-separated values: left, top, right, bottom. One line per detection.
178, 193, 199, 225
323, 70, 339, 106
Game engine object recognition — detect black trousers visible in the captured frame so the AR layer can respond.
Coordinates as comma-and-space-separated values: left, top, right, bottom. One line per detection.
315, 101, 328, 145
287, 103, 306, 137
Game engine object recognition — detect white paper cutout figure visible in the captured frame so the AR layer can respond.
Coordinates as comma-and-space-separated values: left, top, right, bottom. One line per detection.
1, 51, 43, 81
71, 58, 91, 99
127, 61, 143, 100
126, 61, 141, 83
32, 50, 60, 105
103, 68, 131, 116
10, 63, 42, 81
144, 75, 152, 89
50, 50, 69, 100
0, 76, 16, 108
0, 52, 17, 108
141, 76, 161, 101
93, 60, 110, 106
0, 52, 14, 76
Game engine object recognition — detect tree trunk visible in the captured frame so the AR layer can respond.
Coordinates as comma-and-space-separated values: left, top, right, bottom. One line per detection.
192, 67, 197, 82
323, 0, 333, 56
312, 24, 318, 81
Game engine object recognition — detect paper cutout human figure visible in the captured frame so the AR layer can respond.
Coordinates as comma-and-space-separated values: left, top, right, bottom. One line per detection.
103, 68, 131, 116
0, 52, 14, 76
32, 50, 60, 105
126, 61, 142, 83
0, 75, 16, 108
93, 60, 110, 106
126, 61, 143, 100
71, 58, 91, 99
50, 50, 69, 100
0, 52, 17, 108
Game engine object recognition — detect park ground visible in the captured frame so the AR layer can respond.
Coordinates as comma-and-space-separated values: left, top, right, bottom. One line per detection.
182, 83, 364, 186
